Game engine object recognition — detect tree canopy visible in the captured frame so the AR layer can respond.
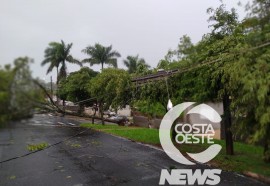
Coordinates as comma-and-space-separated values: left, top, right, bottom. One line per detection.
82, 43, 121, 70
57, 67, 98, 114
42, 40, 81, 83
123, 55, 150, 74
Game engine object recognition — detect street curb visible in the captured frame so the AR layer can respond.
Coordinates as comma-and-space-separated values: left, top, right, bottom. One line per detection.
243, 171, 270, 185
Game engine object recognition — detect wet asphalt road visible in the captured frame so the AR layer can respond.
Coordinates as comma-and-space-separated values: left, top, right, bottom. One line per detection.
0, 114, 267, 186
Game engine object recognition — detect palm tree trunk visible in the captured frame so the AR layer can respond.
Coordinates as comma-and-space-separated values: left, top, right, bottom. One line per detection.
101, 62, 104, 70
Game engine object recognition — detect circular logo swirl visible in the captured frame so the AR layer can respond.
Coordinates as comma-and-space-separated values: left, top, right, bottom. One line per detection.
159, 102, 222, 165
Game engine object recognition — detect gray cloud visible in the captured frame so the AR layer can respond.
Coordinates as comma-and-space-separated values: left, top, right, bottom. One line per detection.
0, 0, 248, 82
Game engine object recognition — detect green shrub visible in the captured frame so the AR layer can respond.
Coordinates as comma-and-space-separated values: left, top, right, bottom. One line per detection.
133, 100, 166, 117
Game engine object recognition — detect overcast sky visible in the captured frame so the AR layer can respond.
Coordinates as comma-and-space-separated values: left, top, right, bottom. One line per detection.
0, 0, 249, 82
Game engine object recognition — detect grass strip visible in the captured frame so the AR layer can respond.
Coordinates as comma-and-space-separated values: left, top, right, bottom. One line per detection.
80, 123, 270, 177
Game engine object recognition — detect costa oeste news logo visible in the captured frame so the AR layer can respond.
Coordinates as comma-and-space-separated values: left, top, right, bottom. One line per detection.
159, 102, 222, 185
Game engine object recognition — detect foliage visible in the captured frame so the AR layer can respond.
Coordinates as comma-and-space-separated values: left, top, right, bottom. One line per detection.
82, 43, 121, 70
42, 40, 81, 83
136, 79, 173, 111
134, 2, 270, 160
57, 67, 98, 114
10, 57, 40, 119
133, 100, 166, 118
0, 65, 13, 123
0, 57, 44, 123
35, 0, 270, 161
89, 68, 131, 111
27, 142, 48, 151
123, 55, 150, 74
80, 123, 160, 145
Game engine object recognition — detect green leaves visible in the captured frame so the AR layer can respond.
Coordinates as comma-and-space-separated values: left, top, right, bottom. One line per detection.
89, 68, 131, 110
42, 40, 81, 82
0, 57, 42, 124
123, 55, 150, 74
57, 67, 98, 113
27, 142, 48, 151
151, 2, 270, 160
82, 43, 121, 70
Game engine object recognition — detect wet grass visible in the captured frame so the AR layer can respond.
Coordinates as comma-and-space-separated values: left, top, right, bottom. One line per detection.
80, 123, 159, 144
80, 123, 270, 178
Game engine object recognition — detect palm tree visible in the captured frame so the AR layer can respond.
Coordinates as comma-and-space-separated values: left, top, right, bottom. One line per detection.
123, 55, 150, 73
42, 40, 82, 83
41, 40, 82, 109
41, 42, 61, 80
81, 43, 121, 70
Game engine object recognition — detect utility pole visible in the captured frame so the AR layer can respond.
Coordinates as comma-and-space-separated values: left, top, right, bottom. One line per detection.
222, 89, 234, 155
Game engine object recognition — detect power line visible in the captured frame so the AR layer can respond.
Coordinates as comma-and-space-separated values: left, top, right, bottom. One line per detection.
0, 127, 91, 164
132, 40, 270, 83
43, 40, 270, 109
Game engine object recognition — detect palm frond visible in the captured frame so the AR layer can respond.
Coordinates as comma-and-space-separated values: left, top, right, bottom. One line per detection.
81, 58, 92, 63
41, 58, 52, 66
81, 43, 121, 69
46, 63, 55, 74
106, 58, 118, 68
66, 55, 82, 66
123, 60, 130, 68
123, 54, 149, 73
90, 59, 100, 66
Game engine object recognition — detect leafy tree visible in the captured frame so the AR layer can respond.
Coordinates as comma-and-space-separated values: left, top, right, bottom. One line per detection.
200, 4, 240, 155
246, 0, 270, 29
157, 59, 170, 70
176, 35, 196, 60
142, 4, 240, 155
89, 68, 131, 124
137, 79, 172, 114
0, 65, 13, 123
82, 43, 121, 70
42, 40, 82, 110
227, 0, 270, 161
229, 44, 270, 161
0, 57, 44, 123
157, 35, 197, 71
123, 55, 150, 74
207, 4, 238, 39
57, 67, 98, 115
131, 2, 270, 161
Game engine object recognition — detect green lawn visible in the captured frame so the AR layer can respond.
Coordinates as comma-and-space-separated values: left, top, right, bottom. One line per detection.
80, 123, 270, 178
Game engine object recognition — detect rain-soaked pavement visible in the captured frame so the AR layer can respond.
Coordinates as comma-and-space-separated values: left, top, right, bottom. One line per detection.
0, 114, 267, 186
